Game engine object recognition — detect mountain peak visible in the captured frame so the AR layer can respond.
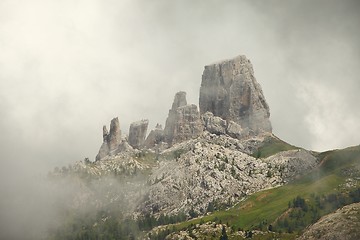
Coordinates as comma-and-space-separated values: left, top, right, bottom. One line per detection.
95, 55, 272, 160
200, 55, 272, 133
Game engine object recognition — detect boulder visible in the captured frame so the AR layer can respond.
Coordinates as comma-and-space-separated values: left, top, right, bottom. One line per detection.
202, 111, 227, 135
226, 120, 243, 139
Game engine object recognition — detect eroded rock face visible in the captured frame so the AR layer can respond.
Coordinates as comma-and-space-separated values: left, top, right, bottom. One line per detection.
164, 92, 203, 145
96, 141, 110, 161
202, 112, 243, 139
96, 117, 122, 161
199, 55, 272, 133
128, 120, 149, 149
297, 203, 360, 240
173, 104, 203, 144
202, 111, 227, 135
144, 124, 165, 149
226, 120, 243, 139
164, 92, 187, 144
108, 117, 122, 152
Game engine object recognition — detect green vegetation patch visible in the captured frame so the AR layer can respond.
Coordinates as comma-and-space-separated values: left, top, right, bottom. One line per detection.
172, 145, 360, 238
252, 135, 299, 158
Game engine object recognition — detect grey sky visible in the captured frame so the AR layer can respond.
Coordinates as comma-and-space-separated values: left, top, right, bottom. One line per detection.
1, 0, 360, 238
0, 0, 360, 169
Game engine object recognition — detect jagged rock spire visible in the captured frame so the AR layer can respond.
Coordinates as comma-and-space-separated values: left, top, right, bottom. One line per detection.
164, 92, 203, 145
164, 91, 188, 144
95, 54, 272, 160
96, 117, 122, 161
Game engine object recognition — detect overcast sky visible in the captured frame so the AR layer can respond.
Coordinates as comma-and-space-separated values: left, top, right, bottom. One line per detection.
1, 0, 360, 171
1, 1, 360, 238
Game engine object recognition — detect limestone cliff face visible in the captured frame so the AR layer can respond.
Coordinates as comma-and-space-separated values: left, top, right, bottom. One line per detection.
199, 55, 272, 133
164, 92, 203, 145
144, 124, 164, 148
164, 91, 187, 144
96, 55, 272, 160
96, 117, 123, 161
128, 119, 149, 149
108, 117, 122, 152
172, 104, 203, 144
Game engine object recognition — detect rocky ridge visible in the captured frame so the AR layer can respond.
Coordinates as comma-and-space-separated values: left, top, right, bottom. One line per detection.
297, 202, 360, 240
87, 55, 320, 218
95, 55, 272, 161
137, 132, 317, 217
50, 54, 360, 240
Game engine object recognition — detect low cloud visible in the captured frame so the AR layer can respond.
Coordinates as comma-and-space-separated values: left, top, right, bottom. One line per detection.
0, 1, 359, 238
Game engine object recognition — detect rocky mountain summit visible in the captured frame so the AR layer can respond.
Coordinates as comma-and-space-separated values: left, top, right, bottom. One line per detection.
50, 54, 360, 240
95, 55, 272, 161
200, 55, 271, 133
83, 55, 320, 219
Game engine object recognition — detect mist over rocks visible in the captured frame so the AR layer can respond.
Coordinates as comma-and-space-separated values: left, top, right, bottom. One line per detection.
199, 55, 272, 134
108, 117, 122, 152
95, 54, 273, 160
162, 91, 203, 146
144, 124, 164, 149
50, 54, 340, 240
167, 103, 203, 145
128, 119, 149, 149
163, 91, 188, 145
96, 117, 122, 161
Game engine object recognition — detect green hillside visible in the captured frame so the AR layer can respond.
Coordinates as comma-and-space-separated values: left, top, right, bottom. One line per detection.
48, 145, 360, 240
166, 145, 360, 239
252, 135, 299, 158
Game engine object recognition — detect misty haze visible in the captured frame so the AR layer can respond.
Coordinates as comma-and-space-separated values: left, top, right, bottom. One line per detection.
1, 0, 360, 239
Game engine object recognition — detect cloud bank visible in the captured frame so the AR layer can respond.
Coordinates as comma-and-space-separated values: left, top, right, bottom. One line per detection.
0, 0, 359, 238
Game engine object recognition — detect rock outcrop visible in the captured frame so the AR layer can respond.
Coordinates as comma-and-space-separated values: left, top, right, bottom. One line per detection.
297, 203, 360, 240
144, 124, 165, 149
226, 120, 243, 139
137, 132, 316, 218
164, 92, 203, 145
96, 141, 110, 161
199, 55, 272, 134
96, 117, 122, 161
128, 119, 149, 149
164, 91, 187, 144
202, 112, 244, 139
202, 111, 227, 135
95, 55, 272, 160
107, 117, 122, 152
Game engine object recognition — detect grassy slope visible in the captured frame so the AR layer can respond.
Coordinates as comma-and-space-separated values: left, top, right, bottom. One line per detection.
252, 135, 299, 158
172, 145, 360, 237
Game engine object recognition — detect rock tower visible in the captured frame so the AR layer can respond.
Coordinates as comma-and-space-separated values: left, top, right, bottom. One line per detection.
199, 55, 272, 133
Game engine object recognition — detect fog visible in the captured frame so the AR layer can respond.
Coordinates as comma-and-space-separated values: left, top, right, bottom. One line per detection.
0, 0, 359, 239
